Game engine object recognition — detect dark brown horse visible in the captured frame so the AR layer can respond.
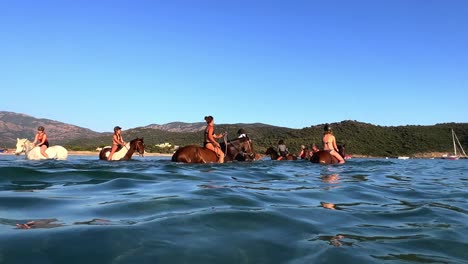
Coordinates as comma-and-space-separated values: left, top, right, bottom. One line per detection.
171, 136, 255, 163
265, 147, 298, 160
221, 137, 256, 161
99, 138, 145, 161
310, 145, 346, 164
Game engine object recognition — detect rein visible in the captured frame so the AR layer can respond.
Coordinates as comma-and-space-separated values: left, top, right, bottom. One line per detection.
132, 139, 145, 157
228, 138, 254, 159
223, 132, 228, 155
131, 140, 143, 154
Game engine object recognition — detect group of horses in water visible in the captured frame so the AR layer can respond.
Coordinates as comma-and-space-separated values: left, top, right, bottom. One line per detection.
172, 136, 346, 164
14, 137, 146, 161
15, 136, 346, 165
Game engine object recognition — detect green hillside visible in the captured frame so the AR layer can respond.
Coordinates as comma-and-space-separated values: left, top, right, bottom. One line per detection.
63, 121, 468, 157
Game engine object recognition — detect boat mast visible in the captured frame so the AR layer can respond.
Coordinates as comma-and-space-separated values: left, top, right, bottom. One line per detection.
452, 129, 457, 156
453, 129, 468, 158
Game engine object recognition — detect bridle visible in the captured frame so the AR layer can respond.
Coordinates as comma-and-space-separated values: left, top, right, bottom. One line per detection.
16, 139, 32, 155
228, 138, 255, 159
135, 139, 145, 156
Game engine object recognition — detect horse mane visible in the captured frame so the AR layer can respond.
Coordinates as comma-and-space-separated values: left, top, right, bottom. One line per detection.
265, 146, 277, 153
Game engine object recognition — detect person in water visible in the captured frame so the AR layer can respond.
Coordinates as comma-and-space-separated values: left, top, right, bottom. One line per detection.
204, 116, 225, 163
309, 143, 320, 156
32, 126, 49, 158
108, 126, 126, 160
299, 145, 309, 159
322, 124, 345, 164
276, 139, 289, 160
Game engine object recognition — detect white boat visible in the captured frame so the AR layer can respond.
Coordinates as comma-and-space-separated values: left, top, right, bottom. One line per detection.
441, 129, 467, 160
397, 156, 410, 160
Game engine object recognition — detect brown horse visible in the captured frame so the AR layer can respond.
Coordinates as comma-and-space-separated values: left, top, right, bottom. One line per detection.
265, 147, 298, 160
99, 138, 145, 160
171, 136, 255, 163
221, 137, 256, 161
310, 145, 346, 164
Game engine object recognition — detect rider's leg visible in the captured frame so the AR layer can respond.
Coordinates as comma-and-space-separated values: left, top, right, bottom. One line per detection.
217, 148, 225, 163
40, 145, 49, 158
332, 151, 345, 164
108, 145, 118, 160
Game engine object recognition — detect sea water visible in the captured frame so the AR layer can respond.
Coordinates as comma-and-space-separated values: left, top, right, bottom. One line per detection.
0, 155, 466, 263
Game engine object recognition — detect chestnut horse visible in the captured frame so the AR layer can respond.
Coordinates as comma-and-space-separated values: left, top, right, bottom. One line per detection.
99, 138, 145, 161
265, 147, 298, 160
171, 136, 255, 163
310, 145, 346, 164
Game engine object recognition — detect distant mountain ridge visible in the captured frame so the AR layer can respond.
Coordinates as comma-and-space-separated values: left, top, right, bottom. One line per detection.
142, 122, 275, 133
142, 122, 207, 132
0, 111, 101, 146
0, 111, 276, 147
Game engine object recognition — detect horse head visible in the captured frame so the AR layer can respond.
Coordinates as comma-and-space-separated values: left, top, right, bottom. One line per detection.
265, 146, 279, 159
338, 144, 346, 158
131, 137, 145, 156
222, 136, 255, 161
236, 136, 255, 160
15, 138, 31, 155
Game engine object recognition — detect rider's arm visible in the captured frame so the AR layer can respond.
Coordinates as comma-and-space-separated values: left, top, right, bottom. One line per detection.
207, 127, 221, 148
39, 134, 47, 145
32, 134, 38, 145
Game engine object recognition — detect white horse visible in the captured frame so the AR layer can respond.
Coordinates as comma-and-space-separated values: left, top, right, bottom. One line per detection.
15, 138, 68, 160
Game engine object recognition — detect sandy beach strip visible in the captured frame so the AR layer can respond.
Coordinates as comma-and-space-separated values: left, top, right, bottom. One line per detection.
0, 150, 172, 157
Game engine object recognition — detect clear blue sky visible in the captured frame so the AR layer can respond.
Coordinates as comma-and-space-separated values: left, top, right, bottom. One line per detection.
1, 0, 467, 132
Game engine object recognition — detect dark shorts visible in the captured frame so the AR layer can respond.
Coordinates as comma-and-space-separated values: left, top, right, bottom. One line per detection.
39, 142, 49, 148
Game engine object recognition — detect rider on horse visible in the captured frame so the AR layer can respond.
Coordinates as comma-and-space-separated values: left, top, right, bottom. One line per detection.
322, 124, 345, 164
204, 116, 225, 163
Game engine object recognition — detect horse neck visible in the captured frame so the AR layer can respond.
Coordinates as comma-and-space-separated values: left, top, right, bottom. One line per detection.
123, 141, 136, 159
338, 147, 345, 158
24, 140, 35, 152
219, 142, 227, 154
268, 148, 279, 159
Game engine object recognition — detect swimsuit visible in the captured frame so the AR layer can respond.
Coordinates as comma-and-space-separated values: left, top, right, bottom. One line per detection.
204, 126, 216, 147
37, 133, 49, 147
113, 134, 124, 146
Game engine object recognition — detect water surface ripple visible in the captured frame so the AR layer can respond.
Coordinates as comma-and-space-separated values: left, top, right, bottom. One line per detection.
0, 155, 467, 263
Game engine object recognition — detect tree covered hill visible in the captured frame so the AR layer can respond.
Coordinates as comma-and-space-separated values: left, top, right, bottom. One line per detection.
1, 111, 466, 157
67, 121, 468, 157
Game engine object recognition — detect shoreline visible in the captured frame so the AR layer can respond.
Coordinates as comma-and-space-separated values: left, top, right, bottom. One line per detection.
65, 151, 172, 157
0, 150, 172, 157
0, 150, 458, 159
